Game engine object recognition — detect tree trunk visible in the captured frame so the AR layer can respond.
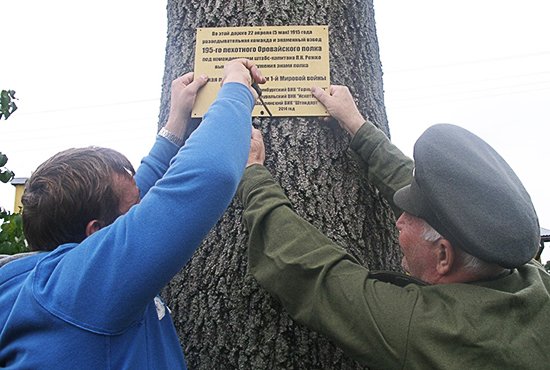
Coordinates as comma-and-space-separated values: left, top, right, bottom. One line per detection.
160, 1, 401, 368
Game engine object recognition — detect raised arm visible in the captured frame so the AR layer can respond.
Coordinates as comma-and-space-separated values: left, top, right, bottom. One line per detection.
135, 73, 208, 197
239, 130, 418, 367
312, 85, 413, 216
34, 60, 266, 333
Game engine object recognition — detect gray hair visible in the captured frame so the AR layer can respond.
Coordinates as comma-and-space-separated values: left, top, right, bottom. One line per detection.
420, 220, 488, 274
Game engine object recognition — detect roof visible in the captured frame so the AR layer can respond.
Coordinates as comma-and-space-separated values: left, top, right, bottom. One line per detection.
10, 177, 28, 186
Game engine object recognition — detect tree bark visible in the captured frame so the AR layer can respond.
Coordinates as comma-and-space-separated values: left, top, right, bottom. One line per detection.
160, 1, 402, 368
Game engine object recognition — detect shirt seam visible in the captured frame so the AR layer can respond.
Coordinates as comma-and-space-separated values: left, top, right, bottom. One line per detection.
401, 290, 420, 369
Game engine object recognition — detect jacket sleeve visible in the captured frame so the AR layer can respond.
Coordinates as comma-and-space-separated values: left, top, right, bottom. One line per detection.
238, 165, 419, 368
134, 136, 180, 199
33, 83, 254, 334
350, 122, 414, 217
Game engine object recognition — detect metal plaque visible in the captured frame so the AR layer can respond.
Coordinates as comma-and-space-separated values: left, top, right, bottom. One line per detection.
192, 25, 330, 117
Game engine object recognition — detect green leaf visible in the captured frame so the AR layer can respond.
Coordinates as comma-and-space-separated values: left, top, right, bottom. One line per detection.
0, 153, 7, 167
0, 169, 14, 183
1, 89, 18, 120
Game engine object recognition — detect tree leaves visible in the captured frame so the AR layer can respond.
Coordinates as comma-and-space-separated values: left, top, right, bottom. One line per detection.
0, 89, 18, 183
0, 89, 25, 254
0, 89, 18, 120
0, 152, 14, 184
0, 208, 28, 255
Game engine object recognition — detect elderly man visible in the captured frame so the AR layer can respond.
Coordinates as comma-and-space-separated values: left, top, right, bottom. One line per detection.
238, 84, 550, 368
0, 59, 265, 369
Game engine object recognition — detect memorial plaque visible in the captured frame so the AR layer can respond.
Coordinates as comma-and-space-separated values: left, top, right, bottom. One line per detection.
192, 25, 330, 117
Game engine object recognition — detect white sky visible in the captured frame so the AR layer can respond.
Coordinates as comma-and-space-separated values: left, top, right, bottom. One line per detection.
1, 1, 549, 259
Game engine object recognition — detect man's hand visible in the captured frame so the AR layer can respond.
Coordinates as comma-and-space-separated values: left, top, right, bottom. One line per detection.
311, 85, 366, 136
164, 72, 209, 139
221, 58, 266, 100
247, 128, 265, 167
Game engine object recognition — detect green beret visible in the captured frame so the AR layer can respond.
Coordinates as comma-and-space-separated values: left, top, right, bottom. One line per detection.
394, 124, 539, 268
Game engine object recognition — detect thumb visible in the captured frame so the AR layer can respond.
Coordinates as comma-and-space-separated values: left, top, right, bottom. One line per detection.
311, 86, 330, 105
188, 74, 209, 93
251, 127, 263, 141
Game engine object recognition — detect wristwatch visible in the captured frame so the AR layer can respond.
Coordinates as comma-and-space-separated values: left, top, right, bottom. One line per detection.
158, 127, 184, 147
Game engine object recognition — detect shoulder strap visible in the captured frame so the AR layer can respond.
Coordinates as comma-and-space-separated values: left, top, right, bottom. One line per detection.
369, 270, 428, 287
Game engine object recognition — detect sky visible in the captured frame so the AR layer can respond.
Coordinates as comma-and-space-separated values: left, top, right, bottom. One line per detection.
1, 1, 548, 259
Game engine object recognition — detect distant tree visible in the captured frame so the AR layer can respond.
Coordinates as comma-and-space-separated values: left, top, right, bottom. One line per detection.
0, 89, 17, 184
0, 210, 26, 254
0, 89, 28, 255
160, 0, 400, 368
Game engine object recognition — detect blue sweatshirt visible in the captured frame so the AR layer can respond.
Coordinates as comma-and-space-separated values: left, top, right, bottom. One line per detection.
0, 82, 254, 369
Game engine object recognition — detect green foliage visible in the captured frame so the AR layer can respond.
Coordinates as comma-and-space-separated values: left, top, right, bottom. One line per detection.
1, 89, 17, 183
0, 89, 18, 120
0, 208, 28, 255
0, 88, 26, 254
0, 152, 15, 184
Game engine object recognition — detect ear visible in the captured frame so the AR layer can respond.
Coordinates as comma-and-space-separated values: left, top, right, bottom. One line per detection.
435, 239, 455, 276
85, 220, 102, 237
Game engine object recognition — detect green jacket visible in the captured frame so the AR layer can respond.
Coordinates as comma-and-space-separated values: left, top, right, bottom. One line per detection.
238, 122, 550, 369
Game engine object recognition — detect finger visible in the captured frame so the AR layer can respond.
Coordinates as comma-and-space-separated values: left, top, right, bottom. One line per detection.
178, 72, 194, 86
251, 127, 263, 140
228, 58, 253, 75
250, 87, 259, 101
185, 74, 209, 94
232, 58, 265, 84
311, 86, 330, 105
234, 58, 254, 70
229, 57, 250, 66
222, 58, 254, 86
250, 65, 266, 84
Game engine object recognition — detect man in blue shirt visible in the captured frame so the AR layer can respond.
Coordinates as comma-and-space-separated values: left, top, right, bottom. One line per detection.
0, 59, 265, 369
